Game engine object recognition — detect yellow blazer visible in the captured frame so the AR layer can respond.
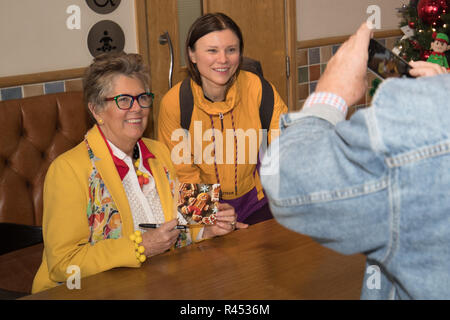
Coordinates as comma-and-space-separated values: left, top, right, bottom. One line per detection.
32, 125, 196, 293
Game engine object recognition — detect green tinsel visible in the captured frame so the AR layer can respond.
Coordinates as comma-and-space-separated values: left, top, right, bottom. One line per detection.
369, 78, 382, 97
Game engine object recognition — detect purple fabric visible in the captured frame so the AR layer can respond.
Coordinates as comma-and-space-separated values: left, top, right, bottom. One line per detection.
222, 187, 268, 223
221, 144, 271, 224
242, 203, 273, 225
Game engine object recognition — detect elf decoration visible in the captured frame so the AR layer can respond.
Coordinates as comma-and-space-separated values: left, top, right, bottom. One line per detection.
427, 32, 449, 68
371, 1, 450, 97
396, 0, 450, 63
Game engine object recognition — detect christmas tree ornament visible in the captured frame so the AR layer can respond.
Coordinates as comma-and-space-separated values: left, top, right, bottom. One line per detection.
426, 32, 449, 67
421, 49, 433, 60
401, 25, 416, 38
410, 39, 423, 49
397, 0, 450, 62
417, 0, 448, 26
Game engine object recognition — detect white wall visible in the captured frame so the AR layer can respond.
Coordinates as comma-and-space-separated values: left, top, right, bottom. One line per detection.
0, 0, 137, 77
297, 0, 404, 41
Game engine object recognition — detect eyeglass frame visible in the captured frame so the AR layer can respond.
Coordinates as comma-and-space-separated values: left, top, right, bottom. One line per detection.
104, 92, 155, 110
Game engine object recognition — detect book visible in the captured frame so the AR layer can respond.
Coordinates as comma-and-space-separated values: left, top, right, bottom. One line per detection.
176, 183, 221, 226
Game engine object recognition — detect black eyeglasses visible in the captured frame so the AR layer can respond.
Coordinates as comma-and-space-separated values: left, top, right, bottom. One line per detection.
104, 92, 154, 110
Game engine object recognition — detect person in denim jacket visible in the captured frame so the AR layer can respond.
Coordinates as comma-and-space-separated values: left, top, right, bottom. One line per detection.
260, 23, 449, 299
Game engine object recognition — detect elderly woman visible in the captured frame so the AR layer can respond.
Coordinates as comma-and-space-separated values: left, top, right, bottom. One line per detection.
32, 52, 239, 293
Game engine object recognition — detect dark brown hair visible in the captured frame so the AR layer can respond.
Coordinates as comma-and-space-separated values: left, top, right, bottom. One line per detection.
83, 52, 150, 115
185, 12, 244, 85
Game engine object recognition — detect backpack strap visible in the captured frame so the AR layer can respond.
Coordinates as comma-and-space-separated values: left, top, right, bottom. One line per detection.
179, 77, 194, 131
179, 72, 274, 132
257, 75, 274, 132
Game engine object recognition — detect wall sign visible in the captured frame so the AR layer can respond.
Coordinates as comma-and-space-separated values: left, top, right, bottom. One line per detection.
85, 0, 121, 14
87, 20, 125, 57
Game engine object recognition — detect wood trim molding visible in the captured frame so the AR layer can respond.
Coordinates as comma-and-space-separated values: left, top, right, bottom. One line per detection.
202, 0, 209, 13
297, 29, 402, 49
285, 0, 297, 111
135, 0, 150, 72
0, 68, 86, 88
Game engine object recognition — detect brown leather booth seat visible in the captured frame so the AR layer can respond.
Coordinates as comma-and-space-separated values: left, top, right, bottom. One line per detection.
0, 91, 93, 294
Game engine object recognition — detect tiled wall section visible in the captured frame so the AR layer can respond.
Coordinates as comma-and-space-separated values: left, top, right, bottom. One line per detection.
1, 36, 399, 106
296, 36, 401, 115
0, 78, 83, 101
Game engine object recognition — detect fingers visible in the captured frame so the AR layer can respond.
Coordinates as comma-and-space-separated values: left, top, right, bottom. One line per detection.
216, 202, 234, 212
214, 216, 236, 231
216, 203, 236, 225
214, 221, 235, 231
200, 202, 250, 238
235, 222, 249, 229
159, 219, 180, 242
338, 23, 371, 56
159, 219, 179, 232
409, 60, 448, 77
315, 21, 371, 107
205, 202, 239, 235
352, 22, 372, 62
142, 219, 180, 257
359, 22, 374, 46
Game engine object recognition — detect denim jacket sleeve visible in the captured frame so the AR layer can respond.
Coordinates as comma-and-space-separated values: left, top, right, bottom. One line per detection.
260, 74, 450, 257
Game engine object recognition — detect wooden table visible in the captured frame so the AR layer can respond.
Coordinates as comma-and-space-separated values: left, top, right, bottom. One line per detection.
22, 219, 366, 300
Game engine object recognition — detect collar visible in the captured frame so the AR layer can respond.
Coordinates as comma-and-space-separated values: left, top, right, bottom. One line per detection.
137, 139, 155, 174
96, 125, 155, 180
191, 72, 243, 116
431, 51, 446, 56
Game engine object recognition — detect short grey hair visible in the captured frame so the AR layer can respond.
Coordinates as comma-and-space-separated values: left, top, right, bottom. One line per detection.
83, 52, 150, 115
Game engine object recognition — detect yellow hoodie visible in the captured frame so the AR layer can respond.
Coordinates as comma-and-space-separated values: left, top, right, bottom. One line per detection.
158, 71, 287, 207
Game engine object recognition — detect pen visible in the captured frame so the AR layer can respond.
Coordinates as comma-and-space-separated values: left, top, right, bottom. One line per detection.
139, 223, 188, 230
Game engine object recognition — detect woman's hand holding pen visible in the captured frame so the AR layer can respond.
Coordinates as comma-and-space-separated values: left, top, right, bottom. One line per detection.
202, 203, 248, 239
141, 219, 180, 257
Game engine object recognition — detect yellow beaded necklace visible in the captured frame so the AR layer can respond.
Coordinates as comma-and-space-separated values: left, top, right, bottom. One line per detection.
134, 158, 150, 189
133, 144, 149, 189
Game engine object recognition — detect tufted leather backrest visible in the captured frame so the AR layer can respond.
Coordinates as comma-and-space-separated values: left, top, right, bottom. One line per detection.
0, 92, 94, 226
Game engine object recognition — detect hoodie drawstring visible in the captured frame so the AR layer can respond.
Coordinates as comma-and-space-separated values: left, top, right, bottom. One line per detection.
209, 110, 238, 196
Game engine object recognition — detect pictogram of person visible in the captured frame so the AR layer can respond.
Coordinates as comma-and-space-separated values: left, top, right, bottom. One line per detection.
97, 31, 116, 52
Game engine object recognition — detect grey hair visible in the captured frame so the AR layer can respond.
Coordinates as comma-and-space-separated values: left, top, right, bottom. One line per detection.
83, 52, 150, 115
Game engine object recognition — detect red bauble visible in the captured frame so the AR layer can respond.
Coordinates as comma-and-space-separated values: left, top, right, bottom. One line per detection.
421, 49, 433, 60
417, 0, 448, 25
409, 21, 416, 29
410, 39, 422, 49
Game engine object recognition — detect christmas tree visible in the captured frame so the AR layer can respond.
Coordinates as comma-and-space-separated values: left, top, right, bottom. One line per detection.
397, 0, 450, 62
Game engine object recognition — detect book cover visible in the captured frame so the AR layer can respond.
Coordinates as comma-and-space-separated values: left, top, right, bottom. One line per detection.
176, 183, 221, 226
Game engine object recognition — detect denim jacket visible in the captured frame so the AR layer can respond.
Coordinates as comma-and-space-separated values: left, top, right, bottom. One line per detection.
260, 74, 450, 299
